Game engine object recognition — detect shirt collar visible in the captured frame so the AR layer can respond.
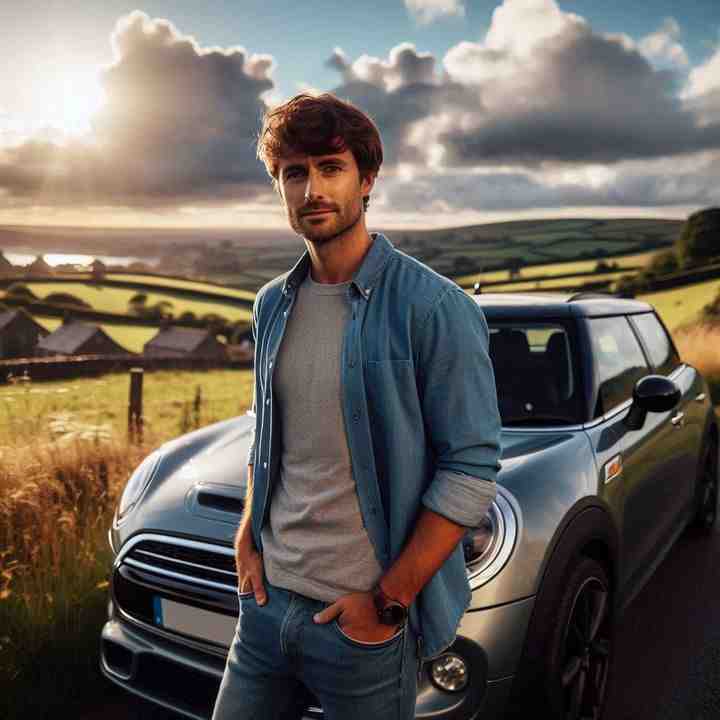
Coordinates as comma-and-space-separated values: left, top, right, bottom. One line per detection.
281, 232, 394, 300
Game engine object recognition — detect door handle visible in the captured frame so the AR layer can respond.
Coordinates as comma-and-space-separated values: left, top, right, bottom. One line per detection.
671, 412, 685, 427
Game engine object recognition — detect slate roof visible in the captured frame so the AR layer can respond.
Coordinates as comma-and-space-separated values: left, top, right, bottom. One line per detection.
0, 309, 47, 333
144, 326, 216, 353
35, 321, 129, 355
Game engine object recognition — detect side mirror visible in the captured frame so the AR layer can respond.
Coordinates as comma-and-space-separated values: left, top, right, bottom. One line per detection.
624, 375, 681, 431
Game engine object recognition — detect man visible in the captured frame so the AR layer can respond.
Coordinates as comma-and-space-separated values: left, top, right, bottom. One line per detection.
212, 92, 501, 720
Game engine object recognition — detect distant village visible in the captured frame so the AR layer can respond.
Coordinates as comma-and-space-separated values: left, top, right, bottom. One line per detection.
0, 251, 253, 364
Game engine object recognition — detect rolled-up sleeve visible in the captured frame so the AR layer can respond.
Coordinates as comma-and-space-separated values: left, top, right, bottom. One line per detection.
418, 287, 502, 528
245, 294, 260, 467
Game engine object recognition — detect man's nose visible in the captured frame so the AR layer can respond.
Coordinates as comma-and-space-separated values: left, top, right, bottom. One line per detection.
304, 169, 326, 202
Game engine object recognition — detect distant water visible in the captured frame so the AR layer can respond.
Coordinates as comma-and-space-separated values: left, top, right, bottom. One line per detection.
4, 250, 158, 268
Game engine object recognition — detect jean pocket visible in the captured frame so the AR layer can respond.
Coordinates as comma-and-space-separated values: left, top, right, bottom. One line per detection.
333, 620, 405, 650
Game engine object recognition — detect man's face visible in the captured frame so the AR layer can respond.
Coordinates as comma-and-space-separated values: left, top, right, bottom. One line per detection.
277, 149, 374, 245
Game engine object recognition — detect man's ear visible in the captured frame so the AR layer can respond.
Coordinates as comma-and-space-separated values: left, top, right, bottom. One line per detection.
361, 172, 376, 196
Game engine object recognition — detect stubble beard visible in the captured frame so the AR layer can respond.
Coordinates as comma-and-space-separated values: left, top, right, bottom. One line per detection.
290, 201, 363, 248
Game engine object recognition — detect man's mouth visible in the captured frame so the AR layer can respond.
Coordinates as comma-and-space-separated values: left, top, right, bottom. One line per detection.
303, 209, 334, 216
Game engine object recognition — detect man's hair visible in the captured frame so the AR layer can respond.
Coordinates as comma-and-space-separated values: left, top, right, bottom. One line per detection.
257, 93, 383, 212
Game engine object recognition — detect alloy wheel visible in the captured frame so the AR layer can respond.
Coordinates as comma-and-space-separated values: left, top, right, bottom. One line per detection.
560, 576, 611, 720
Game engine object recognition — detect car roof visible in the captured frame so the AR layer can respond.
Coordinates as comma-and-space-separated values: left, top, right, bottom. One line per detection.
471, 292, 654, 319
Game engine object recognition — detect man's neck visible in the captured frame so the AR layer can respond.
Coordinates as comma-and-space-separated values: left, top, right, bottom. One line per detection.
306, 224, 374, 284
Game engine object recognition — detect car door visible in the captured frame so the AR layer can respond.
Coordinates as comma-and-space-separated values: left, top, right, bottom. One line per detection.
584, 315, 681, 598
629, 312, 701, 526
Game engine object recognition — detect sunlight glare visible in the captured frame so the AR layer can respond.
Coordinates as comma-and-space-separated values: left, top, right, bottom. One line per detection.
34, 65, 106, 140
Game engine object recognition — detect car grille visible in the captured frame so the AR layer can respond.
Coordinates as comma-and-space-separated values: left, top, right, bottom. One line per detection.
112, 533, 324, 717
123, 536, 238, 591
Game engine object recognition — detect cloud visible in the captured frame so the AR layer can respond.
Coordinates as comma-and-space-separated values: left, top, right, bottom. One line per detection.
404, 0, 465, 26
0, 11, 275, 209
325, 43, 476, 166
638, 18, 689, 67
436, 0, 720, 166
326, 0, 720, 174
682, 47, 720, 126
382, 151, 720, 213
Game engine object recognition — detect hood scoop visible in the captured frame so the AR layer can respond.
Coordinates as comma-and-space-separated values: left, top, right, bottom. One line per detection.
187, 482, 246, 524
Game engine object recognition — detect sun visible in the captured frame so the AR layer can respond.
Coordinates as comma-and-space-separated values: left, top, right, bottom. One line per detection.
33, 65, 107, 140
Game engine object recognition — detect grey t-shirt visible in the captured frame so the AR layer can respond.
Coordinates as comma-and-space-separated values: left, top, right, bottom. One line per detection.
261, 270, 383, 601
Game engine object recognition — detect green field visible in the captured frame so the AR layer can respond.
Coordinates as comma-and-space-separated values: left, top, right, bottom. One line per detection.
640, 279, 720, 331
22, 282, 252, 323
109, 273, 256, 301
455, 251, 656, 286
0, 368, 253, 443
398, 218, 680, 278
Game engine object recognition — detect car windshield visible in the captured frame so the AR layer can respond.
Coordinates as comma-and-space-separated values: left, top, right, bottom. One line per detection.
487, 323, 582, 427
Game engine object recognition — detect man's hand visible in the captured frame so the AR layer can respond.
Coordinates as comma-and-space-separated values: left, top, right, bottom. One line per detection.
234, 536, 267, 605
313, 591, 400, 643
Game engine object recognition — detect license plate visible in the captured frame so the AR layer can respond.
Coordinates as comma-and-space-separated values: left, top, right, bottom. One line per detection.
153, 597, 237, 646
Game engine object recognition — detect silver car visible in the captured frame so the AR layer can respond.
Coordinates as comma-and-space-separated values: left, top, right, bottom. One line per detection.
101, 293, 718, 719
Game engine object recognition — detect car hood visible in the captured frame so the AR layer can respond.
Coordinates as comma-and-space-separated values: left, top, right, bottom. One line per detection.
111, 413, 256, 551
112, 419, 587, 554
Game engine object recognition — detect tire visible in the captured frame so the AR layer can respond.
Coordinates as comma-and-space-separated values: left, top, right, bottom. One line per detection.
687, 437, 718, 534
506, 556, 615, 720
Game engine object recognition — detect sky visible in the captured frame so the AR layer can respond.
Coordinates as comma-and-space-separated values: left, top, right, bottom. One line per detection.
1, 0, 719, 230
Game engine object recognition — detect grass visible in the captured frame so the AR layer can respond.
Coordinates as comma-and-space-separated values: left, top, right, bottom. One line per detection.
22, 281, 253, 324
0, 368, 253, 719
454, 251, 656, 286
639, 278, 720, 331
108, 272, 257, 301
673, 323, 720, 404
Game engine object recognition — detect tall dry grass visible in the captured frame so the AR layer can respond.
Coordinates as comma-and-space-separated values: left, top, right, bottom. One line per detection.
673, 322, 720, 404
0, 378, 186, 718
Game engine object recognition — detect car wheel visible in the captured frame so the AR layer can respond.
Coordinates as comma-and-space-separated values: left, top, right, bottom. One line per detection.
688, 437, 718, 533
507, 556, 614, 720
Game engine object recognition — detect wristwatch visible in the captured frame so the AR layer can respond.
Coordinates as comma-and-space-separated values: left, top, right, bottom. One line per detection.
372, 584, 408, 626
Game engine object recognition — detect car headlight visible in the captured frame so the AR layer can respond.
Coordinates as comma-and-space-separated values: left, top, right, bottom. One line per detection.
116, 450, 163, 521
463, 492, 517, 589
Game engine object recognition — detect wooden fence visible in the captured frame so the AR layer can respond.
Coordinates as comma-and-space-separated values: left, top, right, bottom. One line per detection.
0, 353, 252, 384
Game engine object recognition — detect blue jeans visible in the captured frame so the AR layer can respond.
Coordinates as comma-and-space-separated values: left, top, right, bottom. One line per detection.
211, 582, 418, 720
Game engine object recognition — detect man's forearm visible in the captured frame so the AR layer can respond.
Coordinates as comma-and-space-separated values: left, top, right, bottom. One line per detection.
235, 464, 255, 548
377, 507, 467, 608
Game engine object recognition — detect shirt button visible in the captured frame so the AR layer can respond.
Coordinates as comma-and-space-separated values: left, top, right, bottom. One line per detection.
370, 506, 377, 515
263, 462, 268, 468
352, 411, 360, 421
269, 360, 273, 367
266, 398, 270, 405
283, 310, 287, 317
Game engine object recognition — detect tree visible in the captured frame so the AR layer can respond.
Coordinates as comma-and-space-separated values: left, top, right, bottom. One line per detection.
128, 292, 148, 315
6, 282, 37, 300
676, 207, 720, 268
647, 249, 679, 276
44, 292, 92, 308
507, 257, 524, 280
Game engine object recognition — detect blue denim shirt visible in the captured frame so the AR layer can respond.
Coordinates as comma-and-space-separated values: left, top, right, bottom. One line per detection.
246, 232, 501, 660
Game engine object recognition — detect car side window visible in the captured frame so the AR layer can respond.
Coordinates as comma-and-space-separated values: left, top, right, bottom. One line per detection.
588, 316, 650, 417
631, 312, 680, 376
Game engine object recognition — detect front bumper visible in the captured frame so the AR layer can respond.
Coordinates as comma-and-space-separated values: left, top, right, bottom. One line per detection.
100, 593, 534, 720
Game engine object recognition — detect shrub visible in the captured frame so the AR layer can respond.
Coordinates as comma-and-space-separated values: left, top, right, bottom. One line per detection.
6, 282, 37, 300
43, 292, 91, 309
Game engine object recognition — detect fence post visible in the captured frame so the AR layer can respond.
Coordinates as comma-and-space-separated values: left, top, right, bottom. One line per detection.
128, 367, 144, 443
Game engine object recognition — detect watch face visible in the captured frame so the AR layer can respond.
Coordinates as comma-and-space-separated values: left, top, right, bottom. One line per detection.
382, 603, 407, 625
